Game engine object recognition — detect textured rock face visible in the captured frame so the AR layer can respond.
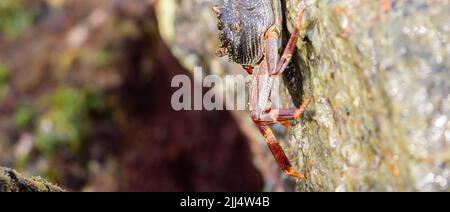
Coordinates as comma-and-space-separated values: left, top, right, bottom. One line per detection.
156, 0, 450, 191
289, 0, 450, 192
0, 167, 63, 192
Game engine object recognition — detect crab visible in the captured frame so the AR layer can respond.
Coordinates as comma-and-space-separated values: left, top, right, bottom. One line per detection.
213, 0, 311, 179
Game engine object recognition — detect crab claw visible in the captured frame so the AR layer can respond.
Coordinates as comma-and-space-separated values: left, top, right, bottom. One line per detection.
212, 5, 221, 16
216, 48, 227, 57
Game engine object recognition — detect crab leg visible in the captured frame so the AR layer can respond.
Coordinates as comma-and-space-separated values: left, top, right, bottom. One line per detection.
268, 8, 305, 77
251, 97, 312, 125
250, 97, 311, 179
247, 3, 310, 180
249, 65, 310, 179
256, 125, 305, 179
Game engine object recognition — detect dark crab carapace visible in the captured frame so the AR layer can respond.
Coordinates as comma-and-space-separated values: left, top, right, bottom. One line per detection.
214, 0, 312, 180
216, 0, 274, 66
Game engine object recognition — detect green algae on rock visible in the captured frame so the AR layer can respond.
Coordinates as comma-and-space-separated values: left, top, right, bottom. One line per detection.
0, 167, 64, 192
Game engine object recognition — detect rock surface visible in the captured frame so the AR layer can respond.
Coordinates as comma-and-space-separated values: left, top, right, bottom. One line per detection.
156, 0, 450, 191
0, 167, 63, 192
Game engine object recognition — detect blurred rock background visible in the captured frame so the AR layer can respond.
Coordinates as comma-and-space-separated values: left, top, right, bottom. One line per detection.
0, 0, 264, 192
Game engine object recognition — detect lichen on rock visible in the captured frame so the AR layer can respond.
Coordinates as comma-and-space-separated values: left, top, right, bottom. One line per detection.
0, 167, 64, 192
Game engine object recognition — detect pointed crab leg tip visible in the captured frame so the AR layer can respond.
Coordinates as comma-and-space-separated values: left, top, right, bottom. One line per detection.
212, 5, 221, 15
286, 169, 306, 180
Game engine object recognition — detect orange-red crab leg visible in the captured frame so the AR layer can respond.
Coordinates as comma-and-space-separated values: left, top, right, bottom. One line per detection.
249, 6, 309, 180
250, 97, 311, 179
268, 9, 305, 77
251, 97, 312, 125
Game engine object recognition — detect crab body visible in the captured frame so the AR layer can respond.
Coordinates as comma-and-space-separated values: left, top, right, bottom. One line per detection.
214, 0, 310, 180
217, 0, 278, 66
